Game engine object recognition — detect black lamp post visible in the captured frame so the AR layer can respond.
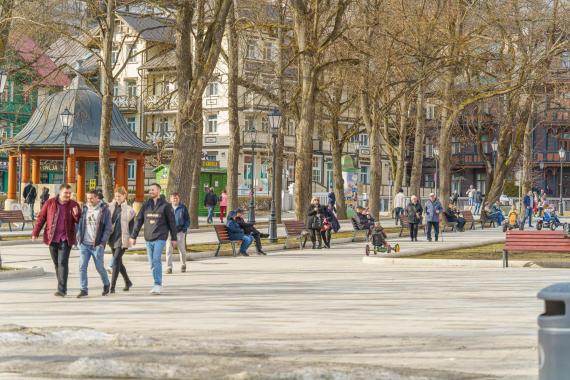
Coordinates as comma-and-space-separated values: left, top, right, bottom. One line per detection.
539, 161, 545, 190
268, 108, 282, 242
245, 125, 258, 223
433, 146, 439, 195
491, 139, 498, 175
559, 147, 566, 215
60, 108, 74, 184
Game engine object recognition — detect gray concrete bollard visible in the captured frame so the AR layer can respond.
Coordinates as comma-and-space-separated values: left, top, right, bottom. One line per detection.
538, 283, 570, 380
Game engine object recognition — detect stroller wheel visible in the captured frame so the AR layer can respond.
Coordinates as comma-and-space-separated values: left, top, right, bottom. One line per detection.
365, 244, 370, 256
551, 223, 557, 231
387, 244, 392, 254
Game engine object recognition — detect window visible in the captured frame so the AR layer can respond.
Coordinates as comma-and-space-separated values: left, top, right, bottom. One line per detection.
426, 104, 435, 120
260, 163, 268, 179
159, 117, 169, 133
481, 135, 489, 154
424, 174, 434, 189
326, 162, 333, 188
244, 160, 252, 181
111, 46, 119, 64
113, 83, 119, 97
312, 156, 322, 183
360, 165, 369, 185
287, 119, 295, 136
246, 41, 257, 59
451, 136, 461, 155
127, 117, 136, 133
263, 42, 274, 61
476, 172, 486, 194
563, 51, 570, 69
425, 137, 434, 158
207, 82, 219, 97
126, 80, 137, 97
245, 117, 255, 132
128, 161, 135, 180
205, 152, 217, 161
451, 174, 461, 194
127, 43, 137, 63
351, 133, 369, 147
207, 114, 218, 133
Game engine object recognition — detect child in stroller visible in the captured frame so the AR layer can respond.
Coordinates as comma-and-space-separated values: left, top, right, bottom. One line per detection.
537, 205, 566, 230
502, 204, 522, 232
365, 222, 400, 255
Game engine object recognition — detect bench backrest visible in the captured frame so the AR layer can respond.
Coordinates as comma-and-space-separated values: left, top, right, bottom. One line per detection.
283, 220, 305, 236
462, 210, 474, 222
505, 230, 570, 252
399, 214, 409, 227
214, 224, 232, 242
0, 210, 25, 221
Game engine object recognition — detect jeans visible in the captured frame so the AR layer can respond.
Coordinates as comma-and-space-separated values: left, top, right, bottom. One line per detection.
79, 244, 110, 291
110, 247, 131, 290
427, 221, 439, 240
522, 208, 533, 226
473, 202, 481, 215
207, 206, 215, 223
27, 202, 35, 219
409, 223, 419, 241
49, 241, 71, 294
395, 207, 403, 225
166, 231, 187, 269
468, 198, 473, 206
239, 235, 254, 254
146, 240, 166, 286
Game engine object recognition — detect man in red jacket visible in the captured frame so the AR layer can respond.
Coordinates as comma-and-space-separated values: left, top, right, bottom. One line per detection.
32, 184, 81, 297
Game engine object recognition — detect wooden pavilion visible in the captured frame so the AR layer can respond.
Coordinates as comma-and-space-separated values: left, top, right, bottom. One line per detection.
1, 74, 152, 210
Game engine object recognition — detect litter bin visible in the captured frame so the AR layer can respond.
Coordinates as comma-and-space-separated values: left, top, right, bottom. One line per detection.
537, 283, 570, 380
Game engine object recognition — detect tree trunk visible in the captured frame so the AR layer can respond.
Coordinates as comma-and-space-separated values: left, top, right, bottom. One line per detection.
226, 2, 240, 211
0, 0, 14, 62
274, 1, 286, 223
409, 82, 425, 197
274, 121, 285, 223
99, 0, 115, 201
438, 72, 453, 208
361, 87, 381, 218
329, 121, 347, 219
521, 102, 535, 196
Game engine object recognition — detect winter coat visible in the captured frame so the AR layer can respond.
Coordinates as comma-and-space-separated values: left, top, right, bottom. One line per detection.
322, 207, 340, 232
327, 191, 336, 206
405, 202, 423, 224
235, 216, 258, 235
173, 203, 191, 233
131, 197, 177, 242
474, 191, 483, 203
32, 196, 81, 246
204, 191, 218, 207
108, 201, 136, 249
226, 211, 245, 240
524, 194, 533, 209
40, 190, 50, 207
425, 199, 444, 223
23, 184, 37, 204
307, 204, 324, 230
394, 192, 406, 209
77, 202, 112, 247
219, 193, 228, 207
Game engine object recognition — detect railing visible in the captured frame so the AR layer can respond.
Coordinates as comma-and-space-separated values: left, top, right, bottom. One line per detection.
113, 95, 138, 111
144, 94, 178, 111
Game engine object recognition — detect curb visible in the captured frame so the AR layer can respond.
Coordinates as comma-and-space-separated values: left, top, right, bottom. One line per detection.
0, 239, 41, 246
361, 257, 545, 268
0, 266, 45, 280
371, 237, 506, 258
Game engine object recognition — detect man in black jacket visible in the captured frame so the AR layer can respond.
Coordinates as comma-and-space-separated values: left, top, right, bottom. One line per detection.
234, 209, 268, 255
130, 183, 177, 295
23, 180, 37, 219
204, 187, 218, 224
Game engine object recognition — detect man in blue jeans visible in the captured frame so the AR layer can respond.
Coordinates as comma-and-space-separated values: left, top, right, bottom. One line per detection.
76, 190, 113, 298
204, 187, 218, 224
522, 190, 534, 227
226, 209, 254, 256
130, 183, 177, 295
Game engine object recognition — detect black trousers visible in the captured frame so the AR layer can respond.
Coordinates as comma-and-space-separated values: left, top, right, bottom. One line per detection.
111, 247, 131, 290
409, 223, 419, 241
251, 231, 263, 252
320, 229, 331, 247
427, 221, 439, 240
310, 228, 322, 246
49, 241, 71, 294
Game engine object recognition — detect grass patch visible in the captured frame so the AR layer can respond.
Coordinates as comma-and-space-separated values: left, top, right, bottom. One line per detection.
0, 266, 16, 271
408, 243, 570, 262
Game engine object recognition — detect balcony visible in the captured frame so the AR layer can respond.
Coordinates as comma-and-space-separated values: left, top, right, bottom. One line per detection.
113, 95, 138, 112
144, 94, 178, 112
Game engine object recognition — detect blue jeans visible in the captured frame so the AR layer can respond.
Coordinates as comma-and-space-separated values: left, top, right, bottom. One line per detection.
79, 244, 109, 291
474, 202, 481, 215
522, 208, 533, 226
240, 235, 254, 254
207, 206, 215, 223
146, 240, 166, 286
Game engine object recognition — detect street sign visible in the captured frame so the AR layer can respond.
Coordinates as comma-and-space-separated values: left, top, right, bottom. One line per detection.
89, 179, 97, 190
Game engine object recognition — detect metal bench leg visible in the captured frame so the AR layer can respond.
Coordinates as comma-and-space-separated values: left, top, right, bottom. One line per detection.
502, 250, 508, 268
8, 222, 12, 232
215, 243, 221, 257
21, 221, 25, 231
231, 242, 237, 257
399, 226, 403, 237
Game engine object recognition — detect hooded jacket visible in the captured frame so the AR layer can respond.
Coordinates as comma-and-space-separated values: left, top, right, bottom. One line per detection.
173, 203, 191, 233
77, 201, 112, 246
226, 210, 245, 240
131, 197, 177, 242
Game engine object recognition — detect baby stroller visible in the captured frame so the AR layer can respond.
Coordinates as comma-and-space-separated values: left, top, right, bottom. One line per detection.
536, 209, 567, 231
365, 224, 400, 256
502, 209, 522, 232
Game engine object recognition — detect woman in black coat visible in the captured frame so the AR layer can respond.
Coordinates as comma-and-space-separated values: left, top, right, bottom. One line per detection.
406, 195, 423, 242
307, 197, 324, 249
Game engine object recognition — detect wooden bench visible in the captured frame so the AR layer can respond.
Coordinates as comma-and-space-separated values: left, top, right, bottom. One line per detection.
398, 214, 425, 238
462, 210, 476, 230
213, 224, 241, 257
0, 210, 27, 231
441, 213, 458, 232
503, 230, 570, 267
283, 220, 307, 249
351, 218, 370, 242
480, 210, 496, 229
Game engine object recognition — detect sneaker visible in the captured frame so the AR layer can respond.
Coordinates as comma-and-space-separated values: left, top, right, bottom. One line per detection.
257, 250, 267, 255
54, 291, 66, 297
181, 265, 187, 273
150, 285, 162, 295
240, 252, 249, 257
76, 290, 88, 298
102, 285, 110, 296
123, 282, 133, 292
110, 288, 116, 294
166, 268, 173, 274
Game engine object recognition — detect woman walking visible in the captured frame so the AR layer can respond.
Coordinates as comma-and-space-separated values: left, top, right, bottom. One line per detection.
406, 195, 423, 242
40, 187, 50, 208
107, 187, 135, 293
307, 197, 324, 249
219, 189, 228, 223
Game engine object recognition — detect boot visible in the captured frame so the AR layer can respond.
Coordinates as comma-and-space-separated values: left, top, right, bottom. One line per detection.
76, 290, 88, 298
102, 285, 110, 296
123, 281, 133, 292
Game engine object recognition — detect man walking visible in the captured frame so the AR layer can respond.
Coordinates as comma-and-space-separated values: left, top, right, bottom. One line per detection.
76, 190, 112, 298
394, 188, 406, 225
23, 180, 37, 219
425, 193, 443, 242
204, 187, 218, 224
522, 190, 534, 228
473, 188, 483, 215
130, 183, 177, 295
166, 192, 190, 274
327, 187, 336, 211
32, 184, 81, 297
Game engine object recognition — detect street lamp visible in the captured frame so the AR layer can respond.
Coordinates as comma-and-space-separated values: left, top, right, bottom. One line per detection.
245, 125, 258, 223
60, 108, 74, 184
558, 147, 566, 215
268, 108, 282, 243
539, 161, 545, 191
433, 146, 439, 195
491, 139, 498, 175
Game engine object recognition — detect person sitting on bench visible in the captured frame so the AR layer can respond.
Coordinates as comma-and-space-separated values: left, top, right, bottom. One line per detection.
226, 209, 254, 257
444, 203, 466, 231
487, 200, 505, 226
234, 208, 268, 256
353, 206, 374, 237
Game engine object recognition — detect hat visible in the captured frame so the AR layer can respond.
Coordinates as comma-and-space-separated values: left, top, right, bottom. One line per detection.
234, 208, 244, 213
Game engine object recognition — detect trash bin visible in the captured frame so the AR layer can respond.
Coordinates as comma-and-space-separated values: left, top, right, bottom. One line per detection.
537, 283, 570, 380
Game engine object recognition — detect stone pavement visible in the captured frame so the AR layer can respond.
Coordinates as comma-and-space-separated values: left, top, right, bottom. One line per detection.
0, 228, 558, 379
